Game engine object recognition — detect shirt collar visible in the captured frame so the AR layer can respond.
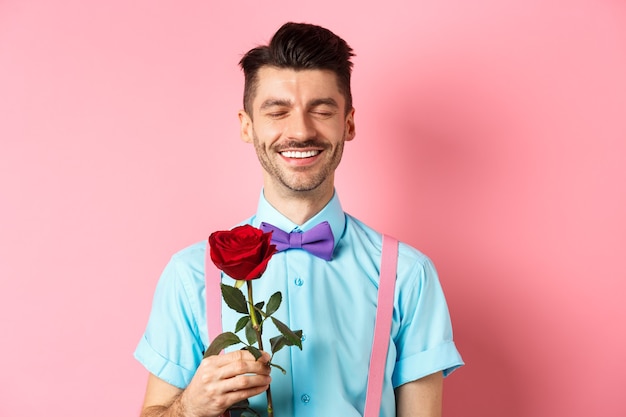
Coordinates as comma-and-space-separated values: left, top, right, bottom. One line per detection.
251, 189, 346, 249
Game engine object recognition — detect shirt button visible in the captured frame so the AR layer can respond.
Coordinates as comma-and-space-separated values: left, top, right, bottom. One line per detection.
294, 278, 304, 286
301, 394, 311, 404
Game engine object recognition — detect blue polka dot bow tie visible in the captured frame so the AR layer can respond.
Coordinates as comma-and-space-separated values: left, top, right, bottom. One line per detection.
259, 221, 335, 261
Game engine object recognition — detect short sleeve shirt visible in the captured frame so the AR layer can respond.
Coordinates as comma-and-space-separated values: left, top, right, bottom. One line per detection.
135, 191, 463, 417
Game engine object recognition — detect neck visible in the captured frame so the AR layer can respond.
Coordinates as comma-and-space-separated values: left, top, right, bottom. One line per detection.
263, 183, 334, 225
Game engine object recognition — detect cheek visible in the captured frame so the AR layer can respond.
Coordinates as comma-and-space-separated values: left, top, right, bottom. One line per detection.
254, 121, 284, 142
316, 120, 346, 140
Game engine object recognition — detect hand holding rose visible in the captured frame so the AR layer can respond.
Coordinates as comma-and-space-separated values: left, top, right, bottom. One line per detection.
178, 350, 271, 417
206, 224, 303, 417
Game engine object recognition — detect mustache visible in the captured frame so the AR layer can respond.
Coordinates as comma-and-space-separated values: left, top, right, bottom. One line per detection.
275, 140, 328, 150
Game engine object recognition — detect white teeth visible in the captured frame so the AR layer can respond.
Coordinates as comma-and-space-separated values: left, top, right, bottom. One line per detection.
281, 150, 320, 158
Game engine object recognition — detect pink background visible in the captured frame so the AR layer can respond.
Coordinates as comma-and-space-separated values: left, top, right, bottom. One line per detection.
1, 1, 625, 416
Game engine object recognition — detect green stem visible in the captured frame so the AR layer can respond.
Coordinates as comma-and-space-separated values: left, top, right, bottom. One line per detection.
246, 281, 274, 417
247, 281, 259, 330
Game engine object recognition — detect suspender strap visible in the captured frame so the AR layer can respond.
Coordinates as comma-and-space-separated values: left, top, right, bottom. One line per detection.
364, 234, 398, 417
205, 235, 399, 416
205, 246, 223, 342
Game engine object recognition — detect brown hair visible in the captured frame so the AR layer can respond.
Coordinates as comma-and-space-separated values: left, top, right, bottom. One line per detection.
239, 22, 355, 116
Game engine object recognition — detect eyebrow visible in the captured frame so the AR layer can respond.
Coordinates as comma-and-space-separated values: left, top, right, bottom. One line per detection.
309, 98, 339, 108
259, 97, 340, 110
260, 99, 292, 110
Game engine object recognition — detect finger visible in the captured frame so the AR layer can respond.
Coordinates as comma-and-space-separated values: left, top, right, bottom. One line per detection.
223, 373, 272, 394
216, 355, 272, 381
206, 349, 270, 367
220, 381, 272, 407
200, 354, 272, 384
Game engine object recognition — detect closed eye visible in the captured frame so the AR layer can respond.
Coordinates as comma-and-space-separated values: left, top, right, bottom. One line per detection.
267, 111, 288, 119
311, 111, 334, 119
260, 99, 292, 119
309, 98, 339, 119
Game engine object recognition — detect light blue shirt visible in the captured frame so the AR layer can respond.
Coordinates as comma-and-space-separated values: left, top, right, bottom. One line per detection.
135, 191, 463, 417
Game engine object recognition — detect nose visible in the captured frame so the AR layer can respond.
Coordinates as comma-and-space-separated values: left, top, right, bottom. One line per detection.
285, 111, 316, 141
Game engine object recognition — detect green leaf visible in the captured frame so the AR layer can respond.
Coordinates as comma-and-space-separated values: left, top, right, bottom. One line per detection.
270, 331, 303, 355
294, 329, 303, 342
270, 335, 286, 354
221, 283, 248, 314
235, 316, 250, 333
245, 321, 258, 346
244, 345, 262, 361
266, 292, 282, 317
255, 301, 265, 311
204, 332, 242, 358
271, 317, 302, 349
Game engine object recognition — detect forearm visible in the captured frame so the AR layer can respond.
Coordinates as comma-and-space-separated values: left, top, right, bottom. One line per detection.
140, 393, 208, 417
395, 372, 443, 417
140, 396, 187, 417
140, 405, 177, 417
140, 391, 223, 417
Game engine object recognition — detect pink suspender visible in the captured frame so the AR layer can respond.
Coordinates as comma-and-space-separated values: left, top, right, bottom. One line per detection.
205, 235, 398, 417
205, 256, 223, 340
363, 234, 398, 417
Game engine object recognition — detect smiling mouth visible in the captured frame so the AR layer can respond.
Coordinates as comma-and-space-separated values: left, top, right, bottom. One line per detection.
280, 150, 321, 158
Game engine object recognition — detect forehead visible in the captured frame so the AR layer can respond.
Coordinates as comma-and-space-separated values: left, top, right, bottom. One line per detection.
252, 67, 345, 108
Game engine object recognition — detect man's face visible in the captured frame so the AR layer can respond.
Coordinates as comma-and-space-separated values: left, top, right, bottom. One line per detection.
239, 67, 355, 197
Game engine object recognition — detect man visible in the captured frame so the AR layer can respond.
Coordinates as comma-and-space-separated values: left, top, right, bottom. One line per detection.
135, 22, 463, 417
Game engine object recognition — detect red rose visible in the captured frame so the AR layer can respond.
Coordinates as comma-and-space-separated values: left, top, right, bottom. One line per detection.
209, 225, 277, 280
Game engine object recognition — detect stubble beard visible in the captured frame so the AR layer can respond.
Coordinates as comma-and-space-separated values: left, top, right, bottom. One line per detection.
252, 132, 346, 193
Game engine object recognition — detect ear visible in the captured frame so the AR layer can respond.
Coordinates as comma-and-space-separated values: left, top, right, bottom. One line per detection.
238, 110, 254, 143
344, 107, 356, 142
